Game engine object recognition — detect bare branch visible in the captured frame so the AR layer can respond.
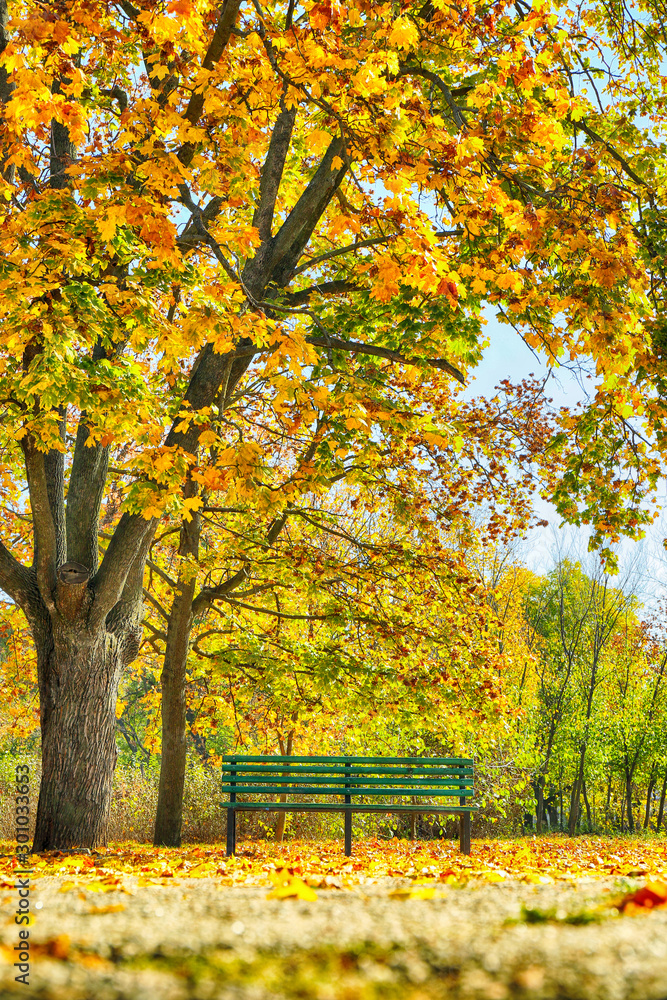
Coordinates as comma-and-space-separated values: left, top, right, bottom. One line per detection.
146, 559, 178, 589
0, 539, 35, 610
143, 588, 172, 622
305, 334, 465, 384
213, 593, 338, 620
573, 119, 648, 188
291, 235, 397, 278
400, 63, 468, 131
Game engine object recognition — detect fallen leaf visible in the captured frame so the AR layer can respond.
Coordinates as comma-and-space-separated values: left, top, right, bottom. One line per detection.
266, 870, 318, 901
619, 881, 667, 914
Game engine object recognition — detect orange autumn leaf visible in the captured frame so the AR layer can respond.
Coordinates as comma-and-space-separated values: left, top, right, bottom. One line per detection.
619, 881, 667, 914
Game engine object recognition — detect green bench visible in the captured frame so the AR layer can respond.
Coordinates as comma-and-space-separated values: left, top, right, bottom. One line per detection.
221, 755, 475, 856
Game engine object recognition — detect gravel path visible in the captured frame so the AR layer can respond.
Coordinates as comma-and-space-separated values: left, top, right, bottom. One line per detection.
2, 875, 667, 999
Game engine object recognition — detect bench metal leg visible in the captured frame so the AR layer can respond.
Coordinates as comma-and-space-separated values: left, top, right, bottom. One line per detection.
226, 808, 236, 856
344, 810, 352, 856
459, 813, 471, 855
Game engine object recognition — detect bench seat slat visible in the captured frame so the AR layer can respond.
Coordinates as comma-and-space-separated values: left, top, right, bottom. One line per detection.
227, 803, 477, 813
222, 784, 474, 797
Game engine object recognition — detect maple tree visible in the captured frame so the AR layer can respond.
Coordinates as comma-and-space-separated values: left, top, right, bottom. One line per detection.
0, 0, 660, 853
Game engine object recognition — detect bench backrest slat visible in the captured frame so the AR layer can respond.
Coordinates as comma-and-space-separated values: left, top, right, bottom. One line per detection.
220, 766, 472, 778
223, 769, 473, 785
222, 755, 472, 764
221, 785, 474, 797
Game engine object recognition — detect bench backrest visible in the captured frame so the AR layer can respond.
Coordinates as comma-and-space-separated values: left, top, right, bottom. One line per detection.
221, 755, 474, 799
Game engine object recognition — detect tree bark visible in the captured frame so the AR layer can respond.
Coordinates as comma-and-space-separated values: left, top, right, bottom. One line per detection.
582, 780, 592, 830
644, 767, 656, 830
29, 533, 151, 851
153, 487, 200, 848
535, 775, 544, 835
568, 747, 586, 836
33, 612, 124, 850
656, 768, 667, 832
620, 783, 626, 830
626, 769, 635, 833
275, 728, 294, 843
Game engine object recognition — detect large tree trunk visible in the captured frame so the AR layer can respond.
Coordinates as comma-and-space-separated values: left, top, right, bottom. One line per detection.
30, 552, 147, 851
33, 617, 124, 850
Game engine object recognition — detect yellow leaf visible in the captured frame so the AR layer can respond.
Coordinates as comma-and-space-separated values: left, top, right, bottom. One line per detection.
388, 17, 420, 50
266, 870, 318, 901
306, 129, 333, 156
389, 885, 436, 899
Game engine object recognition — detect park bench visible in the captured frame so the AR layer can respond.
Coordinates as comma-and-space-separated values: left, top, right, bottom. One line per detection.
221, 755, 475, 856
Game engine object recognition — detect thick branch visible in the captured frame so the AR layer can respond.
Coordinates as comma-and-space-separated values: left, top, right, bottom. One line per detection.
100, 85, 128, 113
50, 80, 76, 190
22, 437, 57, 607
282, 279, 358, 306
252, 100, 298, 241
263, 134, 348, 287
191, 564, 249, 617
91, 513, 156, 627
45, 407, 66, 567
178, 0, 243, 167
0, 539, 36, 610
105, 529, 153, 664
0, 0, 13, 105
66, 423, 110, 572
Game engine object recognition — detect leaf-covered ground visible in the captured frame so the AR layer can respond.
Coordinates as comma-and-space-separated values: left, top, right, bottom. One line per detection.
1, 838, 667, 999
2, 835, 667, 889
